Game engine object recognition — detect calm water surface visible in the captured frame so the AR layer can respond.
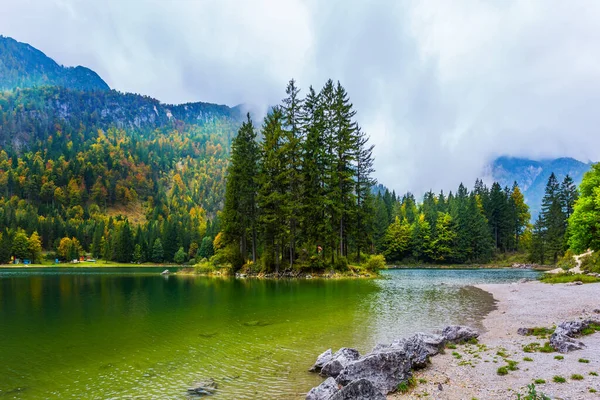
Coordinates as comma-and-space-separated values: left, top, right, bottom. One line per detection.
0, 268, 539, 399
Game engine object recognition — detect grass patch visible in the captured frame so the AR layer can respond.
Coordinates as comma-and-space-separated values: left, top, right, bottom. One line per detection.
523, 357, 534, 362
539, 342, 554, 353
590, 372, 598, 376
418, 378, 427, 384
506, 359, 519, 371
523, 342, 554, 353
497, 366, 509, 376
582, 323, 600, 335
452, 351, 462, 359
446, 343, 457, 349
579, 358, 590, 363
533, 379, 546, 384
397, 376, 416, 394
467, 337, 479, 345
522, 327, 556, 338
591, 388, 597, 393
553, 376, 566, 383
540, 273, 600, 284
554, 355, 564, 360
496, 349, 509, 358
571, 374, 584, 381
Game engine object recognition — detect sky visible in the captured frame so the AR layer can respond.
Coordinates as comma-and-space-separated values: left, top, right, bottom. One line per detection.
2, 0, 600, 196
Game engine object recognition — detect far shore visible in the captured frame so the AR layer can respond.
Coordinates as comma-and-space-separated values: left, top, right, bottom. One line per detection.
390, 280, 600, 399
385, 264, 553, 271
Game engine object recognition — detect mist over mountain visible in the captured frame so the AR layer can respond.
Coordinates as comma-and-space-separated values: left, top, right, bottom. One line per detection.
489, 156, 593, 219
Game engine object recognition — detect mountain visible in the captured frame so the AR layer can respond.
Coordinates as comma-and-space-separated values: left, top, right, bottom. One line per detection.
0, 36, 245, 263
0, 36, 109, 91
489, 156, 593, 219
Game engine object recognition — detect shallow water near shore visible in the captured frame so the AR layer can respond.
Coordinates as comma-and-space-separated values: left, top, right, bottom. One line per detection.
0, 267, 539, 399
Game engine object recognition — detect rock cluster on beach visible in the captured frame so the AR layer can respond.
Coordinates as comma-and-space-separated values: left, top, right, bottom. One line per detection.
306, 325, 479, 400
549, 318, 600, 353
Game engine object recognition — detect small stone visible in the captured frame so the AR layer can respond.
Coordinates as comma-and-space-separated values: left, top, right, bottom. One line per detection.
438, 383, 443, 391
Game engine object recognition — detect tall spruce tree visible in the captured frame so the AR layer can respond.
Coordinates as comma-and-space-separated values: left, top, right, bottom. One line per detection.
257, 107, 286, 273
354, 126, 376, 262
221, 114, 259, 268
281, 80, 304, 268
540, 173, 567, 264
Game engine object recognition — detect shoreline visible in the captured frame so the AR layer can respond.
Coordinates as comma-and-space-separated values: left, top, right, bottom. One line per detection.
390, 281, 600, 399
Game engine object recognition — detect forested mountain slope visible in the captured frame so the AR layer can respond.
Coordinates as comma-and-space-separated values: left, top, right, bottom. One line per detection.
0, 36, 244, 264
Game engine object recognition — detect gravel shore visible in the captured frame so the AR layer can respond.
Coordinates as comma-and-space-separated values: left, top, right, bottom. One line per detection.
389, 281, 600, 399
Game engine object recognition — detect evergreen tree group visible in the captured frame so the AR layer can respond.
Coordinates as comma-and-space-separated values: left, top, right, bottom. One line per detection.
220, 79, 376, 271
375, 180, 530, 264
530, 173, 578, 264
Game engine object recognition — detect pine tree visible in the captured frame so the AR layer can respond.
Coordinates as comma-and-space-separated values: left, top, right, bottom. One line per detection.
257, 107, 286, 272
541, 173, 566, 263
354, 126, 376, 262
151, 238, 164, 263
281, 79, 305, 268
221, 114, 259, 268
301, 86, 327, 259
530, 215, 546, 264
560, 175, 578, 220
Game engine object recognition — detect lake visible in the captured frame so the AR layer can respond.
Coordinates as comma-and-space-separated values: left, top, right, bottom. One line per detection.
0, 268, 539, 399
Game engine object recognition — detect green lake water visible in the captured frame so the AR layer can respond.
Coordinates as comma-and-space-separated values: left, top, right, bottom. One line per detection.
0, 268, 540, 399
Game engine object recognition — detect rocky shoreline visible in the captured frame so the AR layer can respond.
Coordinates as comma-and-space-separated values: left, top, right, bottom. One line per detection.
306, 326, 479, 399
305, 281, 600, 400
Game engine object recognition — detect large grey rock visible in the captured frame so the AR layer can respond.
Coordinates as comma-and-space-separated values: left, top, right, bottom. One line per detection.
320, 348, 360, 378
329, 379, 385, 400
374, 333, 445, 369
550, 332, 585, 353
310, 349, 333, 372
442, 325, 479, 343
336, 348, 412, 394
549, 319, 597, 353
306, 377, 339, 400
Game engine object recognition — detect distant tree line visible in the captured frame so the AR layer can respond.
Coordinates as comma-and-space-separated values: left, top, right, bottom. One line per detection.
529, 173, 578, 264
374, 180, 530, 264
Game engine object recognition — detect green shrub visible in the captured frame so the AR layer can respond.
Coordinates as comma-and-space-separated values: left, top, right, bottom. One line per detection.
533, 379, 546, 384
517, 383, 551, 400
497, 366, 508, 376
590, 388, 597, 393
590, 372, 598, 376
333, 256, 348, 271
523, 357, 533, 362
194, 259, 216, 274
452, 351, 462, 359
579, 358, 590, 363
363, 254, 385, 272
552, 376, 566, 383
397, 376, 416, 393
581, 251, 600, 273
571, 374, 584, 380
554, 355, 564, 360
540, 273, 600, 284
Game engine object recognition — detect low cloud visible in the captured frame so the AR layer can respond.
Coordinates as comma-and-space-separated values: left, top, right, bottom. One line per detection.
2, 0, 600, 195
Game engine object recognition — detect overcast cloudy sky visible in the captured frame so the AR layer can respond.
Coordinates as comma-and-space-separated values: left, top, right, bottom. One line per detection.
2, 0, 600, 195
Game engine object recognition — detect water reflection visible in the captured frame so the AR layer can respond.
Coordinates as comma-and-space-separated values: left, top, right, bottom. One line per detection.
0, 267, 539, 399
